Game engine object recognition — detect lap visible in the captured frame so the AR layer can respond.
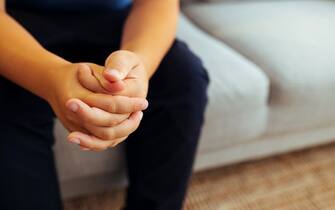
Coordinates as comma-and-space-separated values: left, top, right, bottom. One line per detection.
0, 115, 61, 210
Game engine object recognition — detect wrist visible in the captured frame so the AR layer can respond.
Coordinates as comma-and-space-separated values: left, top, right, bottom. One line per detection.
40, 57, 72, 103
119, 47, 155, 79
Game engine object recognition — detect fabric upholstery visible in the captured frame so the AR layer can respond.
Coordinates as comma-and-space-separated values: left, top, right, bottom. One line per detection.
184, 0, 335, 135
177, 14, 269, 153
54, 120, 126, 184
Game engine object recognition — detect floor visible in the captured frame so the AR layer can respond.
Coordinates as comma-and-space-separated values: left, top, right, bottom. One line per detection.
65, 142, 335, 210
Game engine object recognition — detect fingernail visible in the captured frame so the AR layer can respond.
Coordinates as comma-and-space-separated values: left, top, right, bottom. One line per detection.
69, 138, 80, 144
68, 102, 79, 112
141, 100, 149, 110
106, 69, 121, 80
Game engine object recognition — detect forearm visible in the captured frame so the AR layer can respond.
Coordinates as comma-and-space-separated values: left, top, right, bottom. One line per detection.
120, 0, 179, 78
0, 12, 70, 100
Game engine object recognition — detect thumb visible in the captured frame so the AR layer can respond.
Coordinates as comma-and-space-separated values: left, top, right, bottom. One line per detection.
103, 51, 136, 82
81, 63, 125, 93
77, 63, 106, 93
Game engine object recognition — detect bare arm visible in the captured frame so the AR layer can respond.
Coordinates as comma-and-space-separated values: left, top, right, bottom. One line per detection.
0, 0, 70, 100
87, 0, 180, 100
0, 1, 148, 151
120, 0, 179, 78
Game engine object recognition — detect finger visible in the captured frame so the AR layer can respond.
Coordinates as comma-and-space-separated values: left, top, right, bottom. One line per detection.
110, 78, 145, 98
104, 51, 138, 82
78, 63, 123, 93
97, 80, 125, 93
67, 131, 127, 151
77, 63, 106, 93
83, 111, 143, 140
90, 65, 126, 93
83, 94, 148, 114
59, 114, 88, 134
66, 98, 129, 126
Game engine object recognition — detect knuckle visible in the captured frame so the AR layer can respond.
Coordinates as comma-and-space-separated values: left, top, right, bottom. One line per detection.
107, 102, 117, 113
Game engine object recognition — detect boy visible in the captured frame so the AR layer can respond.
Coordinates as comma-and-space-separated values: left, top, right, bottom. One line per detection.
0, 0, 209, 209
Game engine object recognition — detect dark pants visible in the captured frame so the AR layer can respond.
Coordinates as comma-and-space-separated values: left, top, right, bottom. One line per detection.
0, 6, 209, 210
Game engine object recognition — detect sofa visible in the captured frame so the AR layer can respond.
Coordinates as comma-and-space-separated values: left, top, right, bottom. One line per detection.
54, 0, 335, 198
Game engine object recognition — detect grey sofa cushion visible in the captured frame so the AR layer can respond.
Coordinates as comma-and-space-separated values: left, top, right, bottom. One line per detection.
177, 14, 269, 153
184, 0, 335, 134
54, 120, 126, 185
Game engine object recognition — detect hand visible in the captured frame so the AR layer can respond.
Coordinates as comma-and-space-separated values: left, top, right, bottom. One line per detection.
78, 50, 149, 98
47, 63, 148, 151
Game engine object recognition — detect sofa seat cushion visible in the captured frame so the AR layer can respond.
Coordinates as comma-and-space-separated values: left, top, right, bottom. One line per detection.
54, 120, 126, 184
177, 15, 269, 153
184, 0, 335, 134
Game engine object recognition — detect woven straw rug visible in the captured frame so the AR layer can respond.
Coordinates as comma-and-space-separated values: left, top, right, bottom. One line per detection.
65, 143, 335, 210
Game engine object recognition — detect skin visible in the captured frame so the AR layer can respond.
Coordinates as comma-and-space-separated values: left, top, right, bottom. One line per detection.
81, 0, 179, 95
0, 0, 179, 151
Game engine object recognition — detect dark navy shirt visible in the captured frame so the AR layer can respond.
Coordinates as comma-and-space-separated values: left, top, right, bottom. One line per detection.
7, 0, 132, 11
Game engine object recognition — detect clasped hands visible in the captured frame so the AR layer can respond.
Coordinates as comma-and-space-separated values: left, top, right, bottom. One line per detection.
48, 50, 149, 151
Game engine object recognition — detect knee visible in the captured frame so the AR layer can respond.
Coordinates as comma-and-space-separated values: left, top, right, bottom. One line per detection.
153, 40, 209, 111
147, 40, 210, 139
145, 40, 210, 143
